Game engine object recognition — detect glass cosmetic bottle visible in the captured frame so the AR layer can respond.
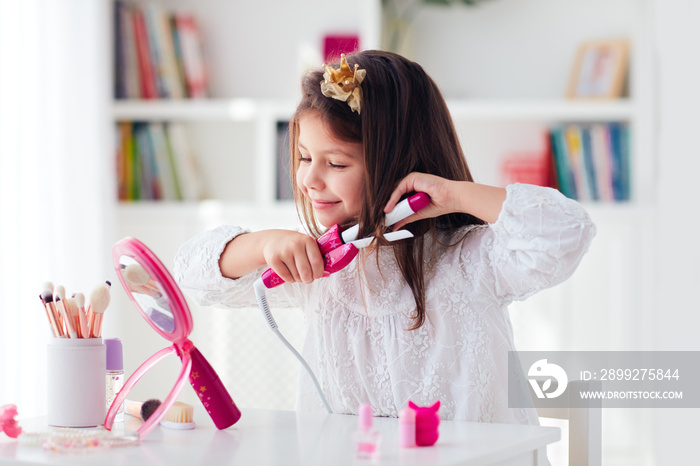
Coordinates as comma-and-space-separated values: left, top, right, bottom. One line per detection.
354, 403, 381, 461
105, 338, 124, 422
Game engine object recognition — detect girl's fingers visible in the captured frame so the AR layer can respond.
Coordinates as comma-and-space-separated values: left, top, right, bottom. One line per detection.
384, 174, 421, 213
271, 260, 295, 284
307, 242, 326, 280
294, 249, 315, 284
285, 238, 325, 284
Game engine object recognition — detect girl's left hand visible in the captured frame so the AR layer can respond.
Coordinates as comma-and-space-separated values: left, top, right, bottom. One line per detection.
384, 172, 463, 230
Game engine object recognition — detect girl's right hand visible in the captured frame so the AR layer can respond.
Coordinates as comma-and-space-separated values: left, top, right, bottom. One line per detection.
260, 229, 326, 284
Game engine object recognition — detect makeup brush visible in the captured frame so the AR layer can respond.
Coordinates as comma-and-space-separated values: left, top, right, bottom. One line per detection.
74, 292, 89, 339
88, 281, 111, 338
66, 297, 81, 338
55, 285, 77, 339
41, 282, 61, 333
126, 399, 162, 422
39, 290, 61, 337
44, 282, 65, 335
123, 264, 161, 297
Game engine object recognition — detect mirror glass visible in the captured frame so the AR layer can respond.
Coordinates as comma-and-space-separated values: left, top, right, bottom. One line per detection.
118, 255, 175, 333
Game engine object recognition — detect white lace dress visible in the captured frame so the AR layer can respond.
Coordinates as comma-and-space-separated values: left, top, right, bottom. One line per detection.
174, 183, 596, 424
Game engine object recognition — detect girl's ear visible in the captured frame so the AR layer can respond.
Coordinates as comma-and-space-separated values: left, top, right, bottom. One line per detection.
430, 400, 441, 412
408, 401, 418, 410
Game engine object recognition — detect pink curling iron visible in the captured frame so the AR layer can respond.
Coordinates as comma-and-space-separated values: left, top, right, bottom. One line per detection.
254, 192, 430, 413
260, 192, 430, 288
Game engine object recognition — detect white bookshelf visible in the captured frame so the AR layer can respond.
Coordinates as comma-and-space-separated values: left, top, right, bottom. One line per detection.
112, 99, 296, 122
114, 98, 635, 122
446, 99, 635, 122
112, 0, 655, 210
110, 0, 656, 280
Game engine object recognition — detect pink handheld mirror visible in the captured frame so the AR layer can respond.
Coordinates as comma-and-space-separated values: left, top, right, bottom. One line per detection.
105, 237, 241, 438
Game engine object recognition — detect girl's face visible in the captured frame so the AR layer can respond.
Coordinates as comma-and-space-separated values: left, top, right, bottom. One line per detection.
296, 112, 365, 228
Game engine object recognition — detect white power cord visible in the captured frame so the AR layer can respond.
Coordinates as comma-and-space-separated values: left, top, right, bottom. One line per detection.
254, 278, 332, 414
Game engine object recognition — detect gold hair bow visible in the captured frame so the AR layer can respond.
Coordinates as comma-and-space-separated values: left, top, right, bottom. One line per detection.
320, 54, 366, 114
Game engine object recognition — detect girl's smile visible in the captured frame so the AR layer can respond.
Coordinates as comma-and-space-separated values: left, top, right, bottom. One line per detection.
296, 112, 365, 228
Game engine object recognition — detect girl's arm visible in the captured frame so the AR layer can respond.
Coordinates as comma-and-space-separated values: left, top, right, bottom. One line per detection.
219, 229, 326, 284
175, 225, 309, 309
386, 175, 596, 301
384, 172, 507, 228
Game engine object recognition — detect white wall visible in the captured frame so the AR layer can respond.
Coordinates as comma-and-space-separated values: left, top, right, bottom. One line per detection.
0, 0, 112, 418
652, 0, 700, 464
412, 0, 641, 100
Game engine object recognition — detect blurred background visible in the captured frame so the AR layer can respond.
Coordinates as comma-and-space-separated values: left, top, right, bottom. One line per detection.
1, 0, 698, 464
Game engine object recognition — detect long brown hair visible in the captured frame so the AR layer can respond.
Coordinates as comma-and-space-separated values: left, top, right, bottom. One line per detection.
289, 50, 484, 329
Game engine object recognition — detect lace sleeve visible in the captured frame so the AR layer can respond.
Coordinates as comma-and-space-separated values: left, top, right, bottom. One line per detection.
479, 183, 596, 302
173, 225, 299, 309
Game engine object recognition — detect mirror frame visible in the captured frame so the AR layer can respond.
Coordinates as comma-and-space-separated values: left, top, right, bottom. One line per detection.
112, 237, 193, 342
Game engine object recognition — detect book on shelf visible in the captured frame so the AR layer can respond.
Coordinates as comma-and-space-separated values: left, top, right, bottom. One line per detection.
115, 122, 203, 202
114, 1, 207, 100
173, 12, 208, 99
500, 122, 630, 203
549, 122, 630, 202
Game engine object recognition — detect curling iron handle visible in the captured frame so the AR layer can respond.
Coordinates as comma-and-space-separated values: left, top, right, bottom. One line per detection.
189, 347, 241, 429
261, 243, 359, 289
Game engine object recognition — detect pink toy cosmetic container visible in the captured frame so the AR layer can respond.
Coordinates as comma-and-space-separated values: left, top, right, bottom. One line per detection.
409, 400, 441, 447
354, 403, 381, 461
399, 405, 416, 448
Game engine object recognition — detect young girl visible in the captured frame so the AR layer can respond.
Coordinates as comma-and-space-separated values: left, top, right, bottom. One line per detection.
174, 50, 596, 425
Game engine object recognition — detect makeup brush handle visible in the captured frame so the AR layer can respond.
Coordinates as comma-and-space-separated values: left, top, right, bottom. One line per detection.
78, 309, 89, 339
43, 303, 61, 337
91, 313, 104, 338
188, 347, 241, 429
57, 300, 77, 338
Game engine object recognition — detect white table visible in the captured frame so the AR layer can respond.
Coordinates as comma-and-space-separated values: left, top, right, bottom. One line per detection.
0, 408, 559, 465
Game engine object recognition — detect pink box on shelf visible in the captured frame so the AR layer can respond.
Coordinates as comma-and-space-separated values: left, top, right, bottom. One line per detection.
323, 34, 359, 62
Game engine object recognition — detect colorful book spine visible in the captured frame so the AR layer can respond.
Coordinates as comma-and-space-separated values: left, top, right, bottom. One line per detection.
132, 7, 157, 99
115, 122, 200, 202
114, 1, 127, 99
564, 125, 590, 201
549, 126, 577, 200
580, 126, 599, 201
547, 123, 630, 203
114, 3, 203, 99
174, 12, 208, 98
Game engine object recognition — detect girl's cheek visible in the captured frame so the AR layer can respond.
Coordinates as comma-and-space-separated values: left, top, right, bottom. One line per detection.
295, 166, 307, 192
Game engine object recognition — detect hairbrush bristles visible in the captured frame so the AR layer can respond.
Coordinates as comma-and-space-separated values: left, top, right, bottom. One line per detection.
160, 402, 195, 430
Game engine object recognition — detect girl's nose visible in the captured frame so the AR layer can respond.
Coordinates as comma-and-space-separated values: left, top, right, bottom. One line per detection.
302, 163, 324, 191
